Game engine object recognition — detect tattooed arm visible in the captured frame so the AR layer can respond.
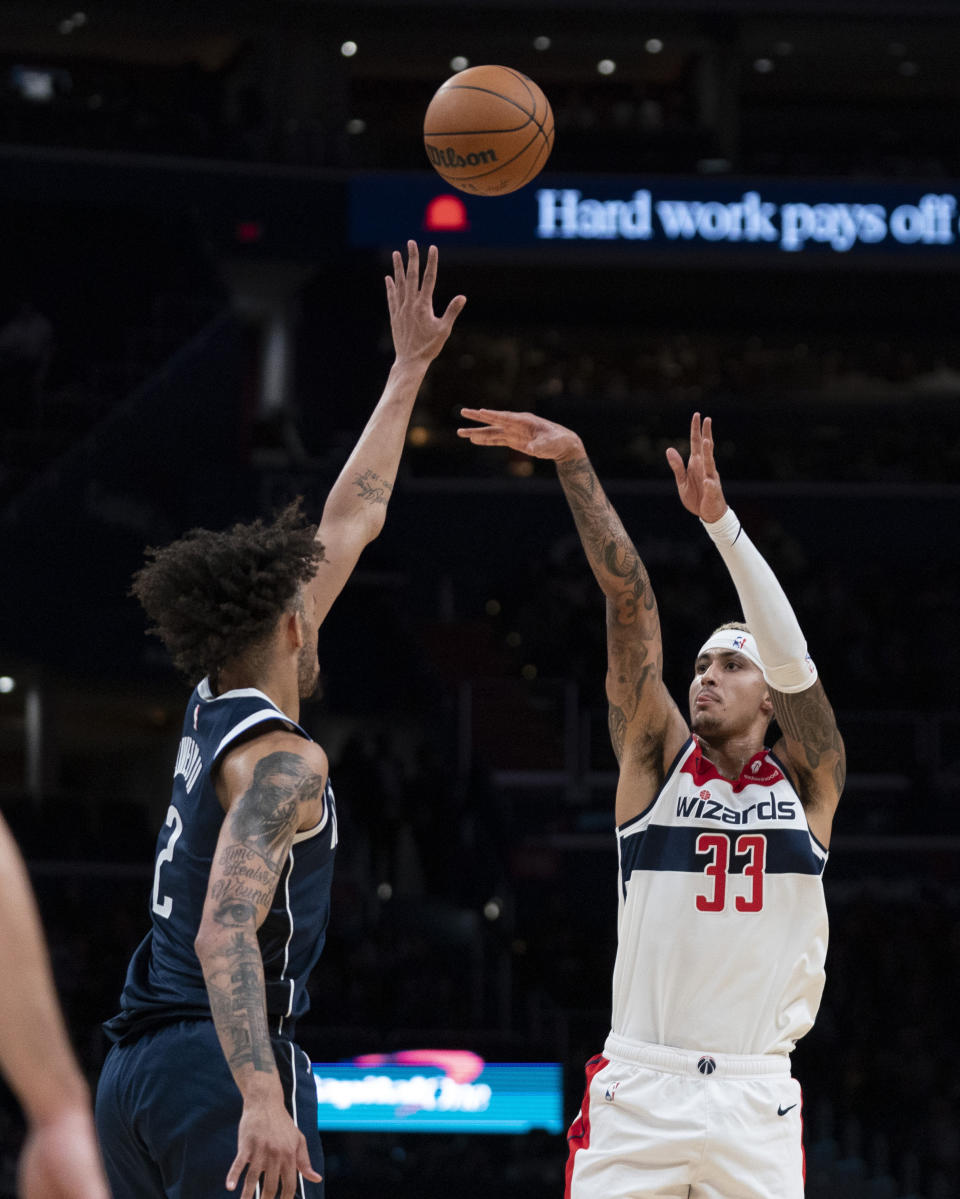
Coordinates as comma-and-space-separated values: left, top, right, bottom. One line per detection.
771, 684, 845, 848
308, 242, 465, 630
457, 409, 688, 823
195, 731, 328, 1199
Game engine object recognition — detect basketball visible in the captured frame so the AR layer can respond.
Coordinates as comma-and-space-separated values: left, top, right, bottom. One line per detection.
423, 65, 555, 196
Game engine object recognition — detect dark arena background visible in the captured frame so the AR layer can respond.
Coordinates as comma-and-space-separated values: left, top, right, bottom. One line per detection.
1, 1, 959, 1196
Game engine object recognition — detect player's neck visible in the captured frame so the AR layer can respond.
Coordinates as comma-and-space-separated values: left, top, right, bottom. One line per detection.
215, 661, 300, 724
696, 731, 765, 782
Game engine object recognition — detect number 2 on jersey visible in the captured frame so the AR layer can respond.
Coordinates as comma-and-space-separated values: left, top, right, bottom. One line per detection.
151, 804, 183, 919
695, 832, 766, 913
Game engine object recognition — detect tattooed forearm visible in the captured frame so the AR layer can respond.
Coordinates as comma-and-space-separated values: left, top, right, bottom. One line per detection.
202, 933, 277, 1076
772, 681, 846, 791
354, 469, 392, 506
206, 978, 235, 1027
211, 895, 261, 926
557, 457, 657, 626
224, 934, 274, 1072
197, 749, 327, 1088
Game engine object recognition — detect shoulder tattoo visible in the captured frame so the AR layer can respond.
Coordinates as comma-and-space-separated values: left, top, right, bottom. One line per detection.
772, 682, 846, 793
229, 750, 326, 859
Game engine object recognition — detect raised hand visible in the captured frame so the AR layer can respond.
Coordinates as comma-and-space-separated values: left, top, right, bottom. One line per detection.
457, 408, 585, 462
386, 241, 466, 366
665, 413, 728, 523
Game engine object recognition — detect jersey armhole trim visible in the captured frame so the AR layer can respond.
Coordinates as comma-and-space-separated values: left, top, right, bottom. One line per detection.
617, 736, 694, 834
213, 711, 309, 764
767, 748, 802, 800
292, 800, 329, 843
293, 781, 334, 842
767, 749, 830, 857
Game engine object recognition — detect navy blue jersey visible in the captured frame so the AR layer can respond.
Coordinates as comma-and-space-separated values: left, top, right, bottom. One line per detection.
105, 678, 337, 1044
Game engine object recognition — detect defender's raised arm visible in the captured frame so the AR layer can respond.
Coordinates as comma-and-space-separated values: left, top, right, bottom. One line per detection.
309, 242, 465, 628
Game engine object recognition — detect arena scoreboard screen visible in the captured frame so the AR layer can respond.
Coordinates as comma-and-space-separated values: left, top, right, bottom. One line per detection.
312, 1051, 564, 1134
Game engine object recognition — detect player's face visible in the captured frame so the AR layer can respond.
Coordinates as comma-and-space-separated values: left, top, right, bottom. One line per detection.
688, 650, 769, 737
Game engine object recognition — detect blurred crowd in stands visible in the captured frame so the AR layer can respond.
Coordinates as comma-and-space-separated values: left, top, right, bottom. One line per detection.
0, 204, 224, 506
414, 322, 960, 484
2, 15, 960, 182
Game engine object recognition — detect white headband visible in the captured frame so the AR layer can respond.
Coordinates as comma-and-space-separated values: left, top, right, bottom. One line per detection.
697, 629, 765, 672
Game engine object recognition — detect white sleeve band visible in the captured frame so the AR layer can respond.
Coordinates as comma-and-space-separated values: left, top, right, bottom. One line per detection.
701, 507, 818, 694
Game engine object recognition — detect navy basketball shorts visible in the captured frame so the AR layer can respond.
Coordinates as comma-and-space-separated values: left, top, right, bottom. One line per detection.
565, 1035, 804, 1199
95, 1019, 324, 1199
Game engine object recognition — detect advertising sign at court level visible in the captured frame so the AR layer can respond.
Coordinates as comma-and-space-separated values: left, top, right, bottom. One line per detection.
312, 1053, 563, 1134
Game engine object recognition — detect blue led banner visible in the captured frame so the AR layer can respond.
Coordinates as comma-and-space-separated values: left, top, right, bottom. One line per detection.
350, 171, 960, 264
312, 1051, 563, 1133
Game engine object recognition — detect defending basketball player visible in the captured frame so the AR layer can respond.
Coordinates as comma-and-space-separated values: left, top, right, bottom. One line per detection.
457, 408, 845, 1199
94, 244, 465, 1199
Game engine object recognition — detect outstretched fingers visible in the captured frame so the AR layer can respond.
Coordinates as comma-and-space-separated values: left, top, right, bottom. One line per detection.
441, 291, 467, 331
405, 239, 420, 289
460, 406, 510, 422
420, 242, 438, 297
700, 415, 717, 477
688, 411, 703, 457
458, 407, 508, 443
391, 248, 406, 302
664, 445, 686, 485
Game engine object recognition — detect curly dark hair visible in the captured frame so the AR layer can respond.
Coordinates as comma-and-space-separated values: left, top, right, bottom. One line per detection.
131, 499, 324, 684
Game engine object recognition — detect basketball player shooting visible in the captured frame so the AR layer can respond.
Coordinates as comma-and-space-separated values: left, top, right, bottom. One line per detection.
94, 244, 465, 1199
458, 408, 845, 1199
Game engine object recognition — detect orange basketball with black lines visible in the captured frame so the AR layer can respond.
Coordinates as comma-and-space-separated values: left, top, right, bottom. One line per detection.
423, 65, 555, 196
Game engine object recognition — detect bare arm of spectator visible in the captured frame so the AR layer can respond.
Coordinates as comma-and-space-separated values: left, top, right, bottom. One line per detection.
0, 813, 110, 1199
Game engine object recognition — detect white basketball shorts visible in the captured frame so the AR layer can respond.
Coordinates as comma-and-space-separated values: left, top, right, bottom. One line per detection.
565, 1035, 805, 1199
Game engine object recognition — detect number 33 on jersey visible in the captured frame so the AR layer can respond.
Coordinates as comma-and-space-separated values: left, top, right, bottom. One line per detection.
612, 736, 828, 1057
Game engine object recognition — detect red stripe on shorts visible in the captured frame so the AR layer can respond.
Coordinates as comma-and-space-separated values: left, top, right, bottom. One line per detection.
563, 1054, 609, 1199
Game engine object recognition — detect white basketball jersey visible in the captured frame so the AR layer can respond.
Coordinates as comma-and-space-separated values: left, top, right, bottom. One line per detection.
612, 736, 828, 1056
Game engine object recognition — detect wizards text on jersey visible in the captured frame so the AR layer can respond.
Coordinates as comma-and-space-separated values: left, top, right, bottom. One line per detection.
618, 739, 827, 899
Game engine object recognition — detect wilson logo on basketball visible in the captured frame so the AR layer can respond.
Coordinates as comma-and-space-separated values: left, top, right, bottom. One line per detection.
423, 64, 554, 195
426, 144, 499, 169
